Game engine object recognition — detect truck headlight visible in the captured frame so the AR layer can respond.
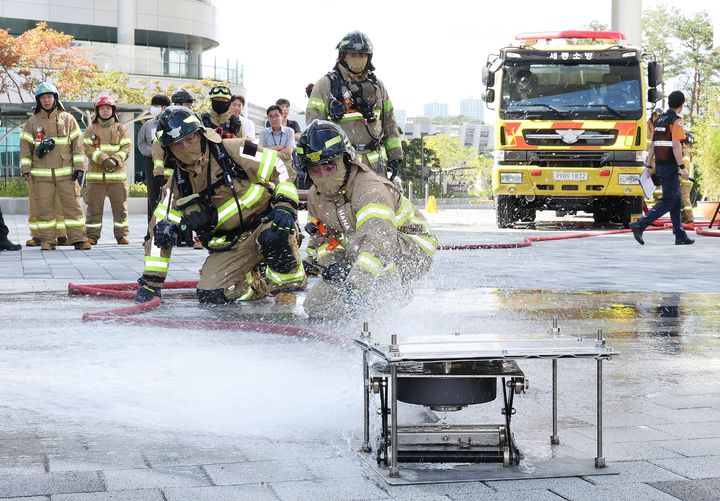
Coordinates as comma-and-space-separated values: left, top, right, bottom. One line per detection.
500, 172, 522, 184
619, 174, 640, 185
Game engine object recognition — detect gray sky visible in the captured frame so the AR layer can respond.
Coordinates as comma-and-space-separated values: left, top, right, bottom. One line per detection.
207, 0, 718, 117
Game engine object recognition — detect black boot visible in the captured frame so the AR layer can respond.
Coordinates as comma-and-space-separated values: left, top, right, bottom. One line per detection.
0, 238, 21, 251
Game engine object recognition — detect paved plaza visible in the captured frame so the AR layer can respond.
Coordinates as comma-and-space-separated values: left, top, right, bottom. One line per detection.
0, 209, 718, 500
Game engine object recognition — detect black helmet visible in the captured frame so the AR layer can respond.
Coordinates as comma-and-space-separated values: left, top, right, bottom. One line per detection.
171, 89, 195, 105
155, 106, 206, 147
297, 120, 355, 168
336, 31, 373, 54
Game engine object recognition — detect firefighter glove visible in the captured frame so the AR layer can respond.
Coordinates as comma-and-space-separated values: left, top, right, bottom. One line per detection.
135, 278, 161, 303
321, 260, 352, 284
269, 207, 297, 233
101, 157, 118, 171
387, 158, 403, 181
153, 219, 180, 249
303, 258, 323, 276
72, 170, 84, 184
35, 138, 55, 158
177, 193, 218, 233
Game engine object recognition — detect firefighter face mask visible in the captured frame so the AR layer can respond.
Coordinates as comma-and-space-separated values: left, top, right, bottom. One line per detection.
170, 133, 205, 168
309, 158, 346, 195
344, 53, 368, 74
211, 99, 231, 115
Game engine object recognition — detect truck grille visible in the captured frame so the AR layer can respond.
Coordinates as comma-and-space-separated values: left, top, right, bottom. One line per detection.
524, 129, 617, 147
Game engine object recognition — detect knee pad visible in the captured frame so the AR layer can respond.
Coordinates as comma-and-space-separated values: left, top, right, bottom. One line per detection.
197, 288, 230, 305
258, 228, 298, 274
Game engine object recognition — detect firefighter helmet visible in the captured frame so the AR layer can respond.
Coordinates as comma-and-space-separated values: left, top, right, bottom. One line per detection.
33, 82, 64, 113
296, 120, 355, 168
94, 95, 117, 113
156, 106, 206, 147
336, 31, 373, 54
208, 85, 232, 100
171, 89, 195, 105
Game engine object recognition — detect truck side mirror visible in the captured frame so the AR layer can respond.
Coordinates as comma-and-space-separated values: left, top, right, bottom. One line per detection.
481, 89, 495, 103
648, 88, 663, 103
482, 66, 495, 87
648, 61, 663, 88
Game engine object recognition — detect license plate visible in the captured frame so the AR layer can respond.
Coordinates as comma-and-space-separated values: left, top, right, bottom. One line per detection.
553, 171, 588, 181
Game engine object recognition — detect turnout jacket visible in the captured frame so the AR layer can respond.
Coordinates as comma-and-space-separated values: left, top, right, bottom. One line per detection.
19, 108, 84, 181
306, 161, 436, 292
82, 119, 132, 183
144, 137, 298, 280
201, 109, 243, 137
306, 65, 403, 164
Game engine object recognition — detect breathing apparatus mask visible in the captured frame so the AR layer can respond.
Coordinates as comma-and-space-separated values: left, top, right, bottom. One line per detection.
211, 99, 231, 115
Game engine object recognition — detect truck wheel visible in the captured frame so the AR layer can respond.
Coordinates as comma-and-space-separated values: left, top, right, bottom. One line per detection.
520, 207, 536, 222
593, 209, 612, 225
619, 196, 644, 229
496, 196, 517, 228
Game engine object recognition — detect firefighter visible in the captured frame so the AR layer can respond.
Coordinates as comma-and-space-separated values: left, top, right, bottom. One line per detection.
306, 31, 403, 181
630, 91, 694, 245
680, 132, 695, 224
298, 120, 436, 319
134, 106, 306, 304
201, 85, 243, 138
82, 96, 132, 244
19, 82, 91, 250
25, 193, 67, 247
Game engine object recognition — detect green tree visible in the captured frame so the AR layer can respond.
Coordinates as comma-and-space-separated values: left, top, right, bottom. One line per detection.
643, 4, 680, 107
400, 138, 439, 197
692, 89, 720, 200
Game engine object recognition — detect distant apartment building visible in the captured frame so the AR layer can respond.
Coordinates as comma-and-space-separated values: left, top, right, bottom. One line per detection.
460, 98, 484, 122
459, 122, 494, 152
423, 102, 449, 118
394, 109, 407, 130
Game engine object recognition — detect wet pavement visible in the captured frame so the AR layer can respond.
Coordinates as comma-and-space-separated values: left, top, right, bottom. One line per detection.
0, 210, 718, 500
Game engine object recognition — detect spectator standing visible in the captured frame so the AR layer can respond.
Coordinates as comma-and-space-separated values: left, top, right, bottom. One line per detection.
137, 94, 170, 223
259, 105, 296, 180
229, 95, 256, 140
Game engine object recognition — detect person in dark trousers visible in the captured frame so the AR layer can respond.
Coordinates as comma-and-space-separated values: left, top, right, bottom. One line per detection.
0, 206, 21, 250
630, 91, 694, 245
137, 94, 171, 224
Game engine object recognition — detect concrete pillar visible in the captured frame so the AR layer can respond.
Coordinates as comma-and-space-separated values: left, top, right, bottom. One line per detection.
118, 112, 135, 185
611, 0, 642, 47
117, 0, 136, 73
188, 40, 204, 79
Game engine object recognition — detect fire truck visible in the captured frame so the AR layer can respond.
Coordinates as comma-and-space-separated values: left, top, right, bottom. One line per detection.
481, 31, 663, 228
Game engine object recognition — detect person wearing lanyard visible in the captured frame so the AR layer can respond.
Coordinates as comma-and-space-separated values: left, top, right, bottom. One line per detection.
259, 105, 296, 180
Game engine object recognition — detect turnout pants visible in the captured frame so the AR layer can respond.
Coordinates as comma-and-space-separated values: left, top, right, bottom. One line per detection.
303, 235, 432, 319
197, 222, 306, 302
28, 180, 66, 240
83, 182, 129, 241
635, 164, 688, 240
32, 177, 87, 244
680, 178, 693, 223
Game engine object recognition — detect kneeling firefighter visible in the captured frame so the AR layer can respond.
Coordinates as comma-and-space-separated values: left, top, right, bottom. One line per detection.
299, 120, 436, 319
135, 106, 307, 304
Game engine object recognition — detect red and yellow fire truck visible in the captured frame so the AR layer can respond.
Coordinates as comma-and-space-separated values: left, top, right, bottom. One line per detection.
482, 31, 663, 228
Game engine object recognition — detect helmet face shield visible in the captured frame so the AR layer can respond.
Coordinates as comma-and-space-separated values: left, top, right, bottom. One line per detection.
208, 86, 232, 100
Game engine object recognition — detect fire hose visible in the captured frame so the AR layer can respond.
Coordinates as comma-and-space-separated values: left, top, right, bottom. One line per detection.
70, 221, 718, 328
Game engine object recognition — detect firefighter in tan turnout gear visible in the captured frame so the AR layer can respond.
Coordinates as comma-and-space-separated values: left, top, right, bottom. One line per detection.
298, 120, 436, 319
135, 106, 306, 304
82, 96, 132, 244
19, 82, 91, 250
306, 31, 404, 180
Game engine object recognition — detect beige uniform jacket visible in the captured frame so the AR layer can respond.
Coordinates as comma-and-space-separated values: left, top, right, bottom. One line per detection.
144, 138, 298, 280
306, 161, 436, 293
19, 109, 84, 181
306, 66, 403, 164
82, 120, 132, 183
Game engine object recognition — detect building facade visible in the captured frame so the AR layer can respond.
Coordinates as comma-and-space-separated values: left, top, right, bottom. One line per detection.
423, 102, 449, 118
459, 98, 484, 122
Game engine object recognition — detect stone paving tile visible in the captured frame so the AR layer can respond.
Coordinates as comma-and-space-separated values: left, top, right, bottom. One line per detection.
651, 456, 720, 480
163, 484, 282, 501
550, 481, 680, 501
49, 451, 147, 472
0, 456, 46, 476
52, 489, 165, 501
270, 477, 389, 501
298, 456, 368, 480
546, 432, 683, 461
651, 437, 720, 457
651, 421, 720, 440
641, 406, 720, 424
447, 490, 563, 501
485, 476, 594, 492
571, 425, 675, 443
0, 471, 103, 497
650, 393, 720, 410
382, 480, 494, 499
204, 460, 313, 486
650, 477, 720, 501
0, 497, 48, 501
583, 460, 687, 484
144, 449, 247, 468
102, 466, 212, 490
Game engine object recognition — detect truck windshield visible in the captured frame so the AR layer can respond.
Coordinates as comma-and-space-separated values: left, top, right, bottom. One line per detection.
500, 61, 642, 120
